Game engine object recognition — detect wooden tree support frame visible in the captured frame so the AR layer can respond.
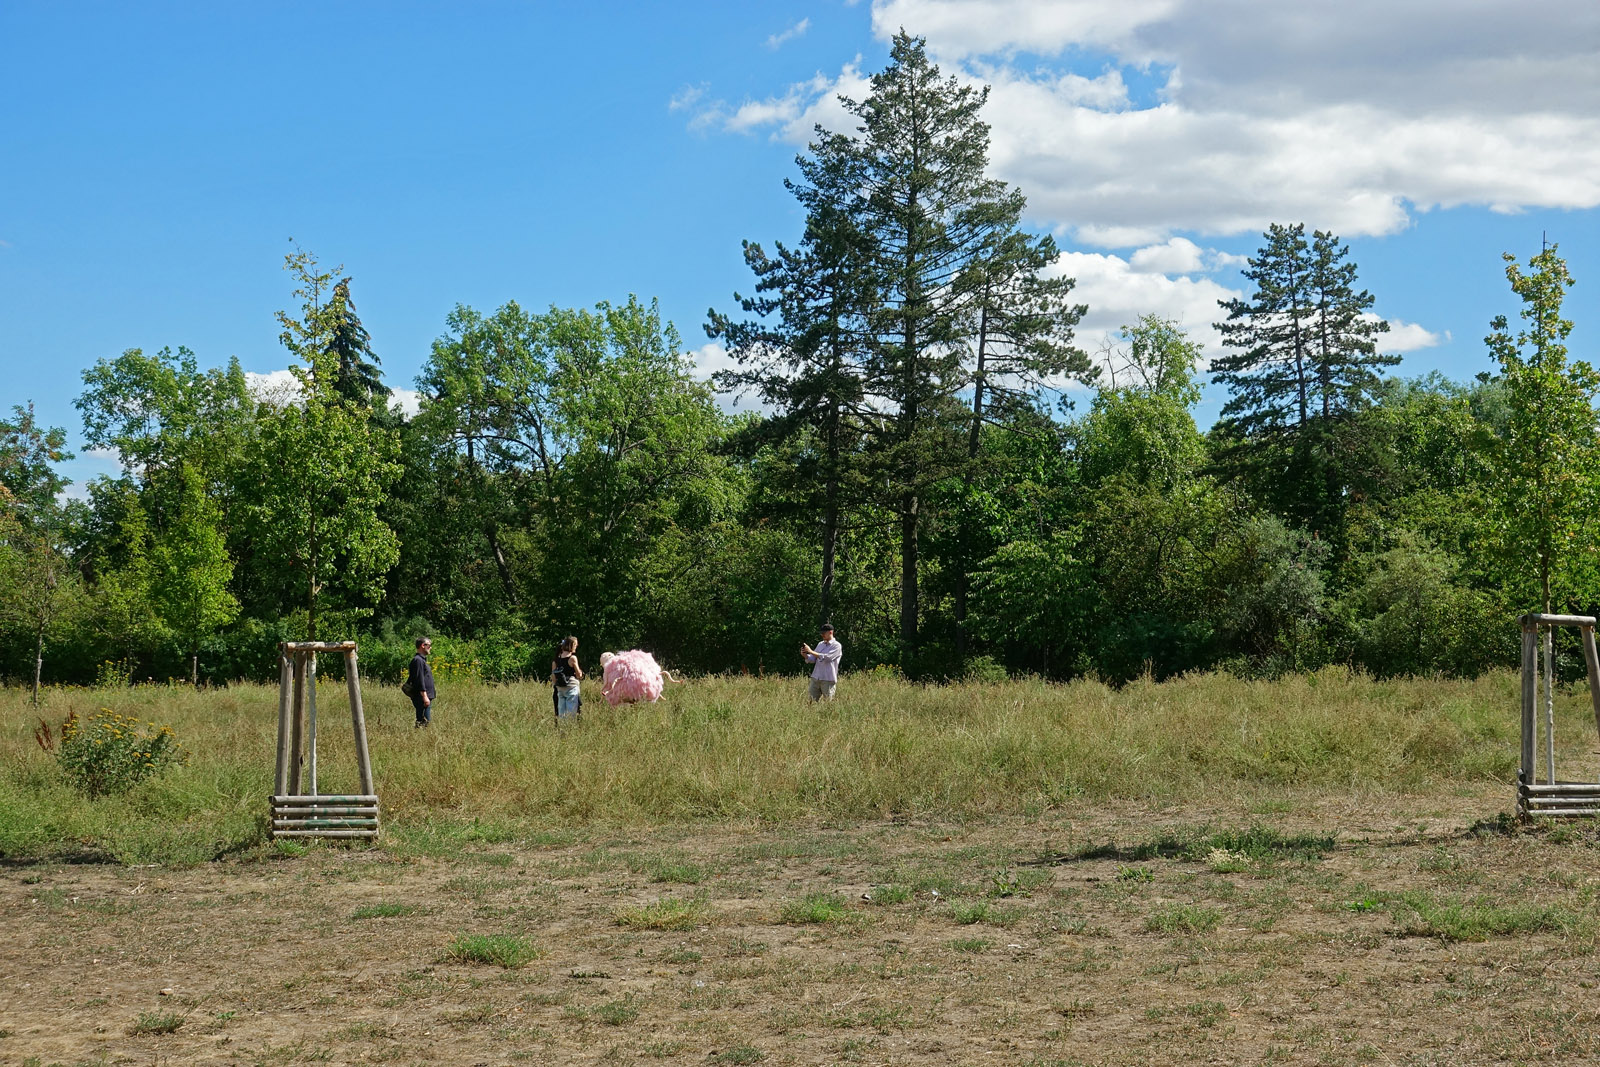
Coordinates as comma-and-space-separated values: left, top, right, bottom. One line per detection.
272, 641, 379, 840
1518, 614, 1600, 819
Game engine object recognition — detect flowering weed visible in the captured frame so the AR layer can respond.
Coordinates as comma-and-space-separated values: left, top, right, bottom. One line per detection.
45, 707, 186, 798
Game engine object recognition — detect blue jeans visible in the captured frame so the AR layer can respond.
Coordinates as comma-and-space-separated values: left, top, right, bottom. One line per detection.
412, 695, 432, 726
554, 687, 581, 721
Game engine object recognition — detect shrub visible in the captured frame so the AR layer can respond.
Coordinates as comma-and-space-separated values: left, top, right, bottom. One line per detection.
42, 708, 185, 798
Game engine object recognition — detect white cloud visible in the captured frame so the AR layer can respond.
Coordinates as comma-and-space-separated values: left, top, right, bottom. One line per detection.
689, 342, 773, 413
1053, 247, 1240, 362
1383, 319, 1445, 353
768, 17, 811, 49
389, 388, 422, 418
1128, 237, 1204, 274
685, 61, 871, 142
699, 1, 1600, 245
669, 83, 708, 112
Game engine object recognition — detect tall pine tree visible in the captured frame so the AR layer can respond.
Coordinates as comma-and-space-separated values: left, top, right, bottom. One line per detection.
1214, 224, 1395, 536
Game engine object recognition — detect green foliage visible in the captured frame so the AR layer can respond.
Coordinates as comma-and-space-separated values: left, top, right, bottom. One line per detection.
1483, 244, 1598, 612
49, 707, 185, 798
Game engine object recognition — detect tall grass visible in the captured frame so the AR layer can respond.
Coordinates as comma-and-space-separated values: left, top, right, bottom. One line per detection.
0, 668, 1538, 863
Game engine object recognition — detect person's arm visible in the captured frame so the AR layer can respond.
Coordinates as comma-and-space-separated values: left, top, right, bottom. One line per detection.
813, 642, 842, 664
570, 656, 583, 680
801, 643, 816, 663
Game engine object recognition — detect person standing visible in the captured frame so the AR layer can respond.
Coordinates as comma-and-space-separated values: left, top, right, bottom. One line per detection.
407, 637, 436, 728
801, 623, 842, 702
552, 636, 584, 722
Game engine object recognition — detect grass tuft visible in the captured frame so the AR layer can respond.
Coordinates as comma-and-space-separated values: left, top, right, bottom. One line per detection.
1144, 904, 1222, 935
128, 1011, 185, 1035
780, 892, 852, 924
443, 933, 544, 968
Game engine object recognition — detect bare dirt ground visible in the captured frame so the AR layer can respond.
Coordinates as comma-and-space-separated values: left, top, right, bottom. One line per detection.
5, 787, 1600, 1067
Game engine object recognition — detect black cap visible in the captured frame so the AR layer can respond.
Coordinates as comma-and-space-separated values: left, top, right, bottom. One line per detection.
819, 622, 835, 632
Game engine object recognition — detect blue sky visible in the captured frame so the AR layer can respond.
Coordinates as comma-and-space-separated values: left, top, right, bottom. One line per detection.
3, 1, 1596, 490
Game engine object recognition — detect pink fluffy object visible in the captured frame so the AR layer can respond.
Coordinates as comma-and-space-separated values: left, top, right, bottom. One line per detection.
599, 650, 666, 706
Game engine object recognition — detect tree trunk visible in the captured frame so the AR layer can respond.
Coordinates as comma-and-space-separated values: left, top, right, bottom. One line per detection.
900, 492, 919, 664
956, 306, 991, 662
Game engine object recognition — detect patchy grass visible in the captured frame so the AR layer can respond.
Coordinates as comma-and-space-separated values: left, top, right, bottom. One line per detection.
351, 902, 419, 920
615, 897, 708, 931
128, 1011, 185, 1035
443, 934, 544, 968
1390, 893, 1585, 942
780, 892, 853, 925
1145, 904, 1223, 935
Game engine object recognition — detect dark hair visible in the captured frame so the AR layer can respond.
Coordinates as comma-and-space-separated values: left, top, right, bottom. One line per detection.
559, 635, 577, 653
415, 637, 431, 649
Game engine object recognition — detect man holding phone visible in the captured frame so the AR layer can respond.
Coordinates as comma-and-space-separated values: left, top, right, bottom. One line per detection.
800, 623, 842, 702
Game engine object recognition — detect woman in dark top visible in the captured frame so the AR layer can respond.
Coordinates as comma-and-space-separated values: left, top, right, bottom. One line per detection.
552, 636, 583, 722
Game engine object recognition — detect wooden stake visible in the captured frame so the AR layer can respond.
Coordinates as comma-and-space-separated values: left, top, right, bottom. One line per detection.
307, 651, 319, 797
1584, 627, 1600, 761
289, 652, 305, 795
1521, 624, 1536, 793
274, 652, 293, 796
1542, 627, 1555, 783
345, 649, 375, 796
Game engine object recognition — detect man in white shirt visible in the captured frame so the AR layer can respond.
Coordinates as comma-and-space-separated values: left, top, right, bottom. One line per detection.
801, 623, 843, 702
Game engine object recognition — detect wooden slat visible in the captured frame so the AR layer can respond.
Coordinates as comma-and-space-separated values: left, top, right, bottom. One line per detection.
271, 829, 378, 838
272, 808, 379, 818
1520, 782, 1600, 796
272, 794, 379, 804
282, 641, 359, 652
1520, 613, 1598, 627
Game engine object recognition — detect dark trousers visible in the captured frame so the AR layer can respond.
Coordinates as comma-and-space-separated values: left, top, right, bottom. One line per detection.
412, 695, 432, 725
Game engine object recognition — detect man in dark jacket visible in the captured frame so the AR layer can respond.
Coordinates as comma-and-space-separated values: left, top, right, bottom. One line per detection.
407, 638, 436, 727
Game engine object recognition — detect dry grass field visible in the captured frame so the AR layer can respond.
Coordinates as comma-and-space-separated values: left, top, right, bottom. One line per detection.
4, 670, 1600, 1065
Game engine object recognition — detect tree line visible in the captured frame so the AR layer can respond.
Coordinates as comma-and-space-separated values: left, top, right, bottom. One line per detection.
2, 34, 1594, 692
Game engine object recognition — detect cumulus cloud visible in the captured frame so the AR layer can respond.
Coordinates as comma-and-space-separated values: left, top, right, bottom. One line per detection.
1054, 247, 1240, 361
1382, 319, 1445, 353
689, 342, 773, 413
697, 0, 1600, 245
389, 388, 422, 418
767, 17, 811, 49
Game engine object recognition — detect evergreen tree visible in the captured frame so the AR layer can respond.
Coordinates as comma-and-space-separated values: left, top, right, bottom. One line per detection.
715, 32, 1073, 666
1214, 224, 1395, 535
707, 200, 877, 623
326, 277, 390, 407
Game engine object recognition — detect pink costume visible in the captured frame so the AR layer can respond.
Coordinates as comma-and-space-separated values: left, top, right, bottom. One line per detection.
599, 650, 666, 705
